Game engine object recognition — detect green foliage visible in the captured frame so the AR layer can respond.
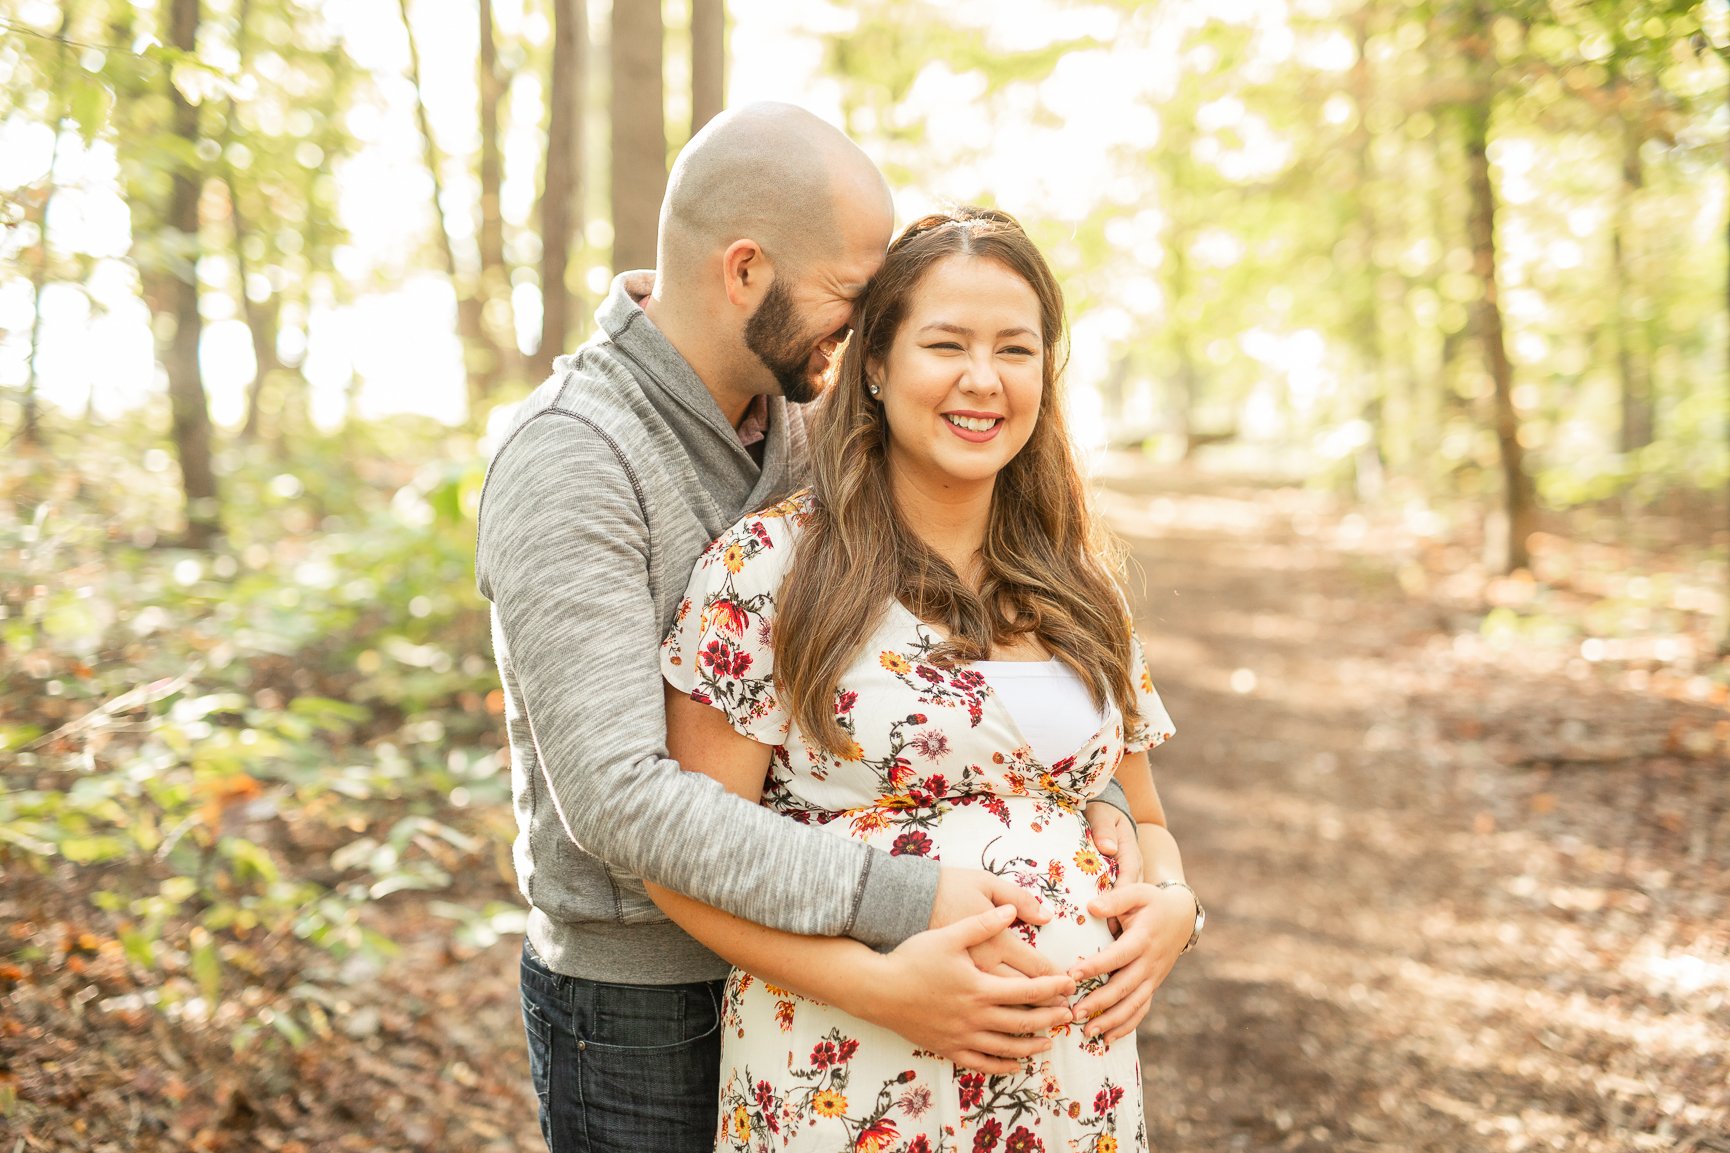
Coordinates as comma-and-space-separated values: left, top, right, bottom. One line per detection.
822, 0, 1726, 513
1, 414, 506, 1042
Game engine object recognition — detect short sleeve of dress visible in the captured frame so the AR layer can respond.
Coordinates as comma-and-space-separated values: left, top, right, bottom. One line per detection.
1123, 628, 1176, 753
660, 500, 804, 746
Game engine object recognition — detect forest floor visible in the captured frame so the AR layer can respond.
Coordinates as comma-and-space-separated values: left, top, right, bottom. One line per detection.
5, 460, 1728, 1152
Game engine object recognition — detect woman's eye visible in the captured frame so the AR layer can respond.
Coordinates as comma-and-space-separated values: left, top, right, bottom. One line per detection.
926, 342, 963, 351
1001, 346, 1035, 357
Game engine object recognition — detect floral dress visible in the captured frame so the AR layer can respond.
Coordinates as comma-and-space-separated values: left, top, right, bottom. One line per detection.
661, 491, 1175, 1153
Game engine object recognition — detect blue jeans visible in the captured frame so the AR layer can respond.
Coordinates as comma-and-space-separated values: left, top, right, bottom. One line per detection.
519, 941, 724, 1153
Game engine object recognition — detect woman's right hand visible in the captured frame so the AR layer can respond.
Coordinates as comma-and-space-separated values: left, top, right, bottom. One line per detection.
846, 904, 1076, 1075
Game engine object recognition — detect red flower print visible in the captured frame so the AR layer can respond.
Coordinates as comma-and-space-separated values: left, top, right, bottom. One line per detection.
908, 1137, 933, 1153
1094, 1084, 1124, 1114
973, 1117, 1003, 1151
891, 831, 933, 857
915, 663, 943, 682
754, 1080, 775, 1109
689, 690, 712, 705
924, 773, 947, 796
810, 1040, 839, 1069
1005, 1126, 1044, 1153
835, 689, 859, 715
711, 598, 751, 637
1050, 755, 1076, 776
699, 639, 732, 672
729, 649, 753, 678
855, 1118, 898, 1151
838, 1038, 860, 1062
958, 1072, 984, 1109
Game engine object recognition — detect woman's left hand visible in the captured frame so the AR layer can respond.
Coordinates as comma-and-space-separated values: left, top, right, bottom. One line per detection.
1063, 880, 1197, 1042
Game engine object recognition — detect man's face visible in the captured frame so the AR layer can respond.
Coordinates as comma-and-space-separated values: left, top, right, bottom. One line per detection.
742, 203, 891, 402
743, 276, 830, 404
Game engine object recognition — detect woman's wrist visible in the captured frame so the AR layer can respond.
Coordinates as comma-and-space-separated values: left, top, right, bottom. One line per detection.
1152, 879, 1204, 954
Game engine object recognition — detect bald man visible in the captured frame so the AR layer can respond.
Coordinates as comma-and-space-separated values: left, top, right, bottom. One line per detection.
476, 104, 1136, 1151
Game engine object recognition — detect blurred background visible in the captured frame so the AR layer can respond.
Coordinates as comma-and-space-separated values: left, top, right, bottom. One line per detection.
2, 1, 1727, 1151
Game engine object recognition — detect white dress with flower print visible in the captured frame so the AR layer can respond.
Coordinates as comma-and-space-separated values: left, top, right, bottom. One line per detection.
661, 491, 1175, 1153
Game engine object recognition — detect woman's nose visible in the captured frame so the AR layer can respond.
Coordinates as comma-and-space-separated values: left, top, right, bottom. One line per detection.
959, 351, 1001, 394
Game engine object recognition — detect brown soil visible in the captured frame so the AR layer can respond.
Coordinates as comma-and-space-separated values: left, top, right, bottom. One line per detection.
1116, 467, 1730, 1152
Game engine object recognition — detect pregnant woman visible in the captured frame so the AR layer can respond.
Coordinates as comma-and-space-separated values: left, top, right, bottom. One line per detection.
651, 207, 1200, 1151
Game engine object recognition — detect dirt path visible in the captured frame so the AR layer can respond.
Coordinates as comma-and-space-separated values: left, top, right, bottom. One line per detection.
1111, 468, 1730, 1152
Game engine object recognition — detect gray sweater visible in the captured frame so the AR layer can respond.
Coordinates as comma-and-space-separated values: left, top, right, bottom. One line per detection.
475, 274, 939, 982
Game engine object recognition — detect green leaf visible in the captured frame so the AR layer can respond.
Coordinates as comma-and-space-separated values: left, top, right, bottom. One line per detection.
121, 928, 158, 969
191, 936, 221, 1007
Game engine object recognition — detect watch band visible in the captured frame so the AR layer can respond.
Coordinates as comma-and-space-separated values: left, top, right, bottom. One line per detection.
1154, 879, 1205, 954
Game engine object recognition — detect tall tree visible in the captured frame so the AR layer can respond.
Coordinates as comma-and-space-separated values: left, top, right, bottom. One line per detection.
477, 0, 516, 378
20, 3, 75, 449
1459, 4, 1536, 573
161, 0, 221, 547
610, 0, 667, 274
691, 0, 725, 137
540, 0, 587, 365
398, 0, 499, 419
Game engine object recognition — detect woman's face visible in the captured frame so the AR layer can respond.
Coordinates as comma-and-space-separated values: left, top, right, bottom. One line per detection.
872, 254, 1045, 497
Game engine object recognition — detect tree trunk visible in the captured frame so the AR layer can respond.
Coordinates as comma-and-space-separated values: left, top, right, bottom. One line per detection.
1462, 89, 1534, 573
610, 0, 667, 274
1348, 0, 1386, 497
1722, 56, 1729, 655
690, 0, 725, 137
1612, 112, 1653, 455
540, 0, 587, 366
163, 0, 220, 547
478, 0, 516, 377
398, 0, 497, 420
22, 4, 76, 448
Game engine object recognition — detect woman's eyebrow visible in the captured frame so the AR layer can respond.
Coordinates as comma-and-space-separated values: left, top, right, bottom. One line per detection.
917, 322, 1038, 339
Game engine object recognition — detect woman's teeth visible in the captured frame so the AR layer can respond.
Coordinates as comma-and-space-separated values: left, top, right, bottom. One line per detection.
945, 414, 999, 432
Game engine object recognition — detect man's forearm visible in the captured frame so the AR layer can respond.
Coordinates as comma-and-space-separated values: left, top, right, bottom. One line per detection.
480, 415, 938, 947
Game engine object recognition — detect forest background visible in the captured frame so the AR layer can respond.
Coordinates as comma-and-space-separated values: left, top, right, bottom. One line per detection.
1, 0, 1727, 1150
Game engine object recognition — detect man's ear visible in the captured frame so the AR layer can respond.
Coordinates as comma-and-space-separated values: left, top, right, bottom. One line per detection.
722, 239, 768, 308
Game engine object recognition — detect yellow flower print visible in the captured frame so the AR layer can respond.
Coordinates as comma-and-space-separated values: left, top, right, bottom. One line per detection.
879, 650, 911, 675
722, 543, 745, 573
1074, 846, 1104, 875
733, 1105, 750, 1141
1097, 1136, 1118, 1153
812, 1088, 848, 1117
839, 738, 865, 762
1140, 669, 1154, 694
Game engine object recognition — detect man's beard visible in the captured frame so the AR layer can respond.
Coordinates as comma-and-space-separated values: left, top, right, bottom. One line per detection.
744, 277, 821, 404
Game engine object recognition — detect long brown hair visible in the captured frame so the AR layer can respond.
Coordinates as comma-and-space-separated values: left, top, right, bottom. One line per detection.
775, 206, 1138, 754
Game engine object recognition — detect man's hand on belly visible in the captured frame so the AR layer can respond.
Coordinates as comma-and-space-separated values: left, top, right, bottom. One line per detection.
842, 905, 1077, 1077
929, 864, 1051, 931
1085, 801, 1144, 892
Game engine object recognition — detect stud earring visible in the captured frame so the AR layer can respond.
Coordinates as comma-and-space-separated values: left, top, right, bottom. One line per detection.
868, 382, 882, 398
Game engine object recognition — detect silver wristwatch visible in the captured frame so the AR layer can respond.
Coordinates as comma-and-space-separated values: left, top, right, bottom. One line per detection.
1155, 879, 1205, 954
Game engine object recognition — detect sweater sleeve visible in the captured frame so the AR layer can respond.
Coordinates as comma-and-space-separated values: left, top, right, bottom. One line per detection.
476, 414, 937, 949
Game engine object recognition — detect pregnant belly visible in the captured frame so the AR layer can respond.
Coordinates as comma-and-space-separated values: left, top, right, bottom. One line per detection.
842, 795, 1119, 972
